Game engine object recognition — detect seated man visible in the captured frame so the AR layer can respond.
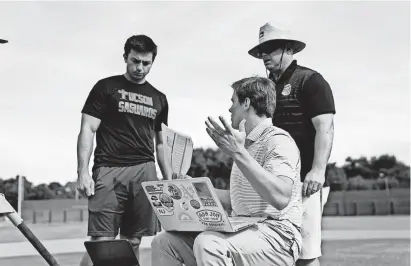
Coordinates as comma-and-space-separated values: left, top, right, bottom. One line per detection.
151, 77, 303, 266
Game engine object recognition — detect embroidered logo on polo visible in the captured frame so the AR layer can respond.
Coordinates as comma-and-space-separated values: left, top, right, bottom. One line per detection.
282, 84, 292, 96
117, 89, 157, 119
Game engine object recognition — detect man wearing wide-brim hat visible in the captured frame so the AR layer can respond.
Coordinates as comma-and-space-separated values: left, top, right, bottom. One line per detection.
249, 22, 336, 266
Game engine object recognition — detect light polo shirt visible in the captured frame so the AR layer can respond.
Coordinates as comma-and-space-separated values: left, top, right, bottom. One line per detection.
230, 118, 303, 229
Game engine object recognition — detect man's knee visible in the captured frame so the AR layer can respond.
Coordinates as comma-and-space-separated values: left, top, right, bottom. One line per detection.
120, 235, 142, 249
151, 231, 175, 252
193, 232, 226, 258
297, 258, 319, 266
90, 236, 116, 241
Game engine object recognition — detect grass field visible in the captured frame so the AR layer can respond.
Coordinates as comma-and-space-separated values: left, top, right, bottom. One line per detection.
1, 216, 409, 244
0, 216, 407, 243
0, 239, 408, 266
0, 216, 409, 266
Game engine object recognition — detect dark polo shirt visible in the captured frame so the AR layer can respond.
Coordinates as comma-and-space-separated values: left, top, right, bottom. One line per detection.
269, 60, 336, 184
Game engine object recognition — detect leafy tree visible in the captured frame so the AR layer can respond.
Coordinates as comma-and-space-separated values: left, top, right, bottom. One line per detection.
326, 163, 348, 191
27, 184, 55, 200
343, 156, 375, 179
188, 148, 232, 189
188, 148, 209, 177
0, 177, 18, 209
0, 153, 408, 199
370, 154, 397, 171
48, 182, 66, 198
347, 175, 376, 190
64, 181, 77, 199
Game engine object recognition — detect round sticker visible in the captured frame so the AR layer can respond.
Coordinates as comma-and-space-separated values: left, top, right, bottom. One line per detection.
159, 193, 174, 208
153, 201, 162, 207
168, 184, 182, 200
190, 199, 201, 209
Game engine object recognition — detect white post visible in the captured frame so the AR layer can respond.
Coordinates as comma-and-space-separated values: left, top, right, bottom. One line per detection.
17, 175, 24, 215
385, 176, 390, 196
75, 186, 79, 201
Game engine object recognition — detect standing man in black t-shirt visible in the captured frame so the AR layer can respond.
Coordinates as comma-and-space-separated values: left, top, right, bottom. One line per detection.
248, 23, 336, 266
77, 35, 170, 266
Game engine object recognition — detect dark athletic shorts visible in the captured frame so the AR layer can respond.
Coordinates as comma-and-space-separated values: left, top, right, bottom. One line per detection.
88, 162, 161, 238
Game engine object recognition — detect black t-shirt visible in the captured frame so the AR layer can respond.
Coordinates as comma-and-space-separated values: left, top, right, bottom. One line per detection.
270, 60, 336, 183
82, 75, 168, 171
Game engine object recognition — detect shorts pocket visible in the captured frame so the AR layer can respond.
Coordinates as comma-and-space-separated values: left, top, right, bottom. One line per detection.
92, 167, 102, 182
264, 221, 302, 261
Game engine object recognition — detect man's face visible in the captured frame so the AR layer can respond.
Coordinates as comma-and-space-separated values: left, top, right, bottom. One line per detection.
124, 49, 153, 83
228, 92, 246, 129
259, 44, 285, 73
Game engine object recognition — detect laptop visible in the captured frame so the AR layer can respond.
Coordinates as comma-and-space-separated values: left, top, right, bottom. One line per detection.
84, 239, 140, 266
142, 177, 267, 233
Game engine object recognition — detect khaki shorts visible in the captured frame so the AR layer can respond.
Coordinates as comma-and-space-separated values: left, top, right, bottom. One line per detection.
87, 162, 161, 238
152, 221, 301, 266
299, 187, 330, 260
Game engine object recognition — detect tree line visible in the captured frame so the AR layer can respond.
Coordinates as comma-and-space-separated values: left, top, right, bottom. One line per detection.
187, 149, 410, 191
0, 149, 409, 210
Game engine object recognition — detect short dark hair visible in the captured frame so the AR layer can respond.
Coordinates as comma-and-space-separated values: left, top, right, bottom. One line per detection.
124, 35, 157, 61
231, 76, 276, 117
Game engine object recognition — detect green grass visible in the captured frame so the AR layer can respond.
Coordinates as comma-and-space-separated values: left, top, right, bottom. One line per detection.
1, 216, 408, 244
320, 239, 410, 266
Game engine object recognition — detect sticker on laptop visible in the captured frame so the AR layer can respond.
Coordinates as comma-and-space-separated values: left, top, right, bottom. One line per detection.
159, 192, 175, 212
179, 184, 195, 199
145, 184, 164, 194
151, 195, 163, 207
180, 201, 189, 211
167, 184, 182, 200
190, 199, 201, 209
196, 210, 223, 223
178, 212, 194, 221
192, 182, 218, 207
157, 207, 174, 216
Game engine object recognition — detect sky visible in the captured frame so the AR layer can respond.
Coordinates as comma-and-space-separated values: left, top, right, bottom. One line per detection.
0, 1, 409, 185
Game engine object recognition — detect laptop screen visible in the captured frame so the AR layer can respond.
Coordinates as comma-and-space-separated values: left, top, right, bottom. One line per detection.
84, 240, 139, 266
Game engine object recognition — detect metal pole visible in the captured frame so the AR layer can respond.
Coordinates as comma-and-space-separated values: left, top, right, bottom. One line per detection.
0, 194, 59, 266
17, 175, 24, 215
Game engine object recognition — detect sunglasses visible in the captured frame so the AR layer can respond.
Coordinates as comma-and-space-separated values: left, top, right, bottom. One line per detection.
257, 41, 288, 57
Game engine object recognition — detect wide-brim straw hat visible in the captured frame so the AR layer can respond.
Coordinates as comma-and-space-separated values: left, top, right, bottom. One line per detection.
248, 23, 306, 59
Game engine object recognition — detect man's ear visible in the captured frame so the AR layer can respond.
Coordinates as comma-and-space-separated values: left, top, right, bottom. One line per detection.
243, 98, 251, 110
123, 53, 127, 63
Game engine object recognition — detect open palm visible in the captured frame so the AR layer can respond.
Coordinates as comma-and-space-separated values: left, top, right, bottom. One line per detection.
205, 116, 246, 157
